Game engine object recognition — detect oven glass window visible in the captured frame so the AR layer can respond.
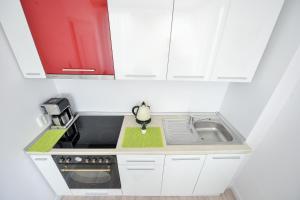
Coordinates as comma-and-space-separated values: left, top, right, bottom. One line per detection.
52, 155, 121, 189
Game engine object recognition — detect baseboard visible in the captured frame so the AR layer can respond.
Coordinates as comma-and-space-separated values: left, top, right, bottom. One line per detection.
230, 186, 242, 200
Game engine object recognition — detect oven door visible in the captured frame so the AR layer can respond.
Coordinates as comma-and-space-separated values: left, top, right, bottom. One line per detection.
57, 162, 121, 189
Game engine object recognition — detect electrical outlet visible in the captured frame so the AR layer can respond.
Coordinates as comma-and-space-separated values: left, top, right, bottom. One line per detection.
36, 114, 50, 128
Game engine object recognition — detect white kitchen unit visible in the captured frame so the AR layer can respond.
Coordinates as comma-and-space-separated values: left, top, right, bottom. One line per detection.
30, 155, 71, 195
193, 154, 244, 196
168, 0, 284, 82
210, 0, 284, 82
161, 155, 205, 196
167, 0, 229, 81
0, 0, 46, 78
117, 155, 165, 195
108, 0, 173, 80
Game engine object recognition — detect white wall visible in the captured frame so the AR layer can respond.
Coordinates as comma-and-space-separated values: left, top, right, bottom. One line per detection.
232, 46, 300, 200
219, 0, 300, 138
54, 79, 228, 113
0, 25, 58, 200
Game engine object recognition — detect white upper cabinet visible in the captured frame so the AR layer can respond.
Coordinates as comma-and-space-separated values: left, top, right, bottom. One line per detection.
0, 0, 46, 78
108, 0, 173, 80
168, 0, 284, 82
167, 0, 229, 81
210, 0, 284, 82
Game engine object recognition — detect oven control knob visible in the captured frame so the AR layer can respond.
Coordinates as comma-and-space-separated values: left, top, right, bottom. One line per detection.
74, 157, 82, 162
59, 157, 65, 163
91, 158, 97, 163
85, 158, 90, 163
65, 157, 71, 163
98, 158, 103, 163
104, 158, 110, 164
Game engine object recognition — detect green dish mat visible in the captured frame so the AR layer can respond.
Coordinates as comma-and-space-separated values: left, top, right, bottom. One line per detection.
122, 127, 164, 148
27, 129, 67, 152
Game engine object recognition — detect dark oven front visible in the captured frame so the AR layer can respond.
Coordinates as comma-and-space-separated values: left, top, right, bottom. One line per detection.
52, 155, 121, 189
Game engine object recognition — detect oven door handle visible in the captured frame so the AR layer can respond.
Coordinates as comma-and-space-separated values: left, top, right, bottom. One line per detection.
60, 169, 111, 172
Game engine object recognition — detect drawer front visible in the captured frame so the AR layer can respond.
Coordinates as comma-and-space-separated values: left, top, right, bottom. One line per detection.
118, 164, 164, 195
117, 155, 165, 165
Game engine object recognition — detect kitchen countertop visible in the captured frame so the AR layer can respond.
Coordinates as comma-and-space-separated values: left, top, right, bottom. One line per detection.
27, 114, 251, 155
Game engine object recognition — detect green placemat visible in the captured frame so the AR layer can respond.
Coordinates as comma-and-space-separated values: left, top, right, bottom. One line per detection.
122, 127, 164, 148
27, 129, 67, 152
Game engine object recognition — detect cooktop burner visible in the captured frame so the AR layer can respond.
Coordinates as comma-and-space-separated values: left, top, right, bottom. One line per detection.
54, 115, 124, 149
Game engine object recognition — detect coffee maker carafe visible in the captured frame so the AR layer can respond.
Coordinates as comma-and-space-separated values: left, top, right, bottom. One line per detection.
41, 98, 74, 128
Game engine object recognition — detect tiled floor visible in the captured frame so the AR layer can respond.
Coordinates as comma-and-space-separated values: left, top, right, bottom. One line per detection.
63, 189, 235, 200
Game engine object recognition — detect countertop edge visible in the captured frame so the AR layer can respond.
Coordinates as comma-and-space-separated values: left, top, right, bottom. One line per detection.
26, 114, 252, 155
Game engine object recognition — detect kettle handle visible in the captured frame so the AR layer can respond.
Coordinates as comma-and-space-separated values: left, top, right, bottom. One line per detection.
132, 106, 139, 117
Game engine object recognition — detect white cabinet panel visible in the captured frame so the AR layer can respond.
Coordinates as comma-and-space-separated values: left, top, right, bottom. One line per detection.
194, 154, 244, 196
211, 0, 284, 82
162, 155, 205, 196
118, 155, 165, 195
108, 0, 173, 80
0, 0, 46, 78
30, 155, 71, 195
168, 0, 229, 81
71, 189, 122, 196
118, 155, 164, 165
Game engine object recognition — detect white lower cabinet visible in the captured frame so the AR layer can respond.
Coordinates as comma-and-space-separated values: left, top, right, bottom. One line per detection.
117, 155, 165, 196
161, 155, 205, 196
30, 155, 71, 195
193, 154, 244, 196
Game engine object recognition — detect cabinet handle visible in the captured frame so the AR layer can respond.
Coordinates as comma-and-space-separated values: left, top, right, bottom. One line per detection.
61, 169, 111, 172
212, 156, 241, 160
34, 158, 48, 161
26, 72, 41, 76
173, 75, 204, 79
217, 76, 247, 80
126, 167, 155, 171
125, 74, 156, 78
126, 160, 156, 163
171, 158, 201, 161
62, 68, 95, 72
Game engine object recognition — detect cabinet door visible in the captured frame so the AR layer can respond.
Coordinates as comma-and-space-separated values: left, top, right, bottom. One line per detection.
20, 0, 114, 75
0, 1, 46, 78
194, 154, 244, 196
118, 155, 165, 195
161, 155, 205, 196
108, 0, 173, 80
30, 155, 71, 195
210, 0, 284, 82
167, 0, 229, 81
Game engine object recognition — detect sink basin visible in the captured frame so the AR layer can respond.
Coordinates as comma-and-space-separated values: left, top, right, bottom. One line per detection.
193, 121, 233, 143
163, 113, 244, 145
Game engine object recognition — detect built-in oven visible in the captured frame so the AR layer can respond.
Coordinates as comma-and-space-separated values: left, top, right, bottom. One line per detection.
52, 155, 121, 190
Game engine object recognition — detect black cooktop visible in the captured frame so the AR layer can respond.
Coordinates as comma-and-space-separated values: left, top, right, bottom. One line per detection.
54, 115, 124, 149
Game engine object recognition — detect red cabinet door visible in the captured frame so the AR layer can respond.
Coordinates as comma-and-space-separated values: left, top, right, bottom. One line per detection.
21, 0, 114, 75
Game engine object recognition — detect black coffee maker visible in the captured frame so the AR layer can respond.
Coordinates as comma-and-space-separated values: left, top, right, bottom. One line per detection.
41, 98, 74, 128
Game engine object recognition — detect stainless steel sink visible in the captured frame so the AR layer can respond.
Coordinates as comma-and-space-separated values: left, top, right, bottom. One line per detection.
193, 121, 233, 143
163, 113, 244, 145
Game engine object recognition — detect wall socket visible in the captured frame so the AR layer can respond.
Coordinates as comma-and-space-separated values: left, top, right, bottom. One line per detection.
36, 114, 50, 128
